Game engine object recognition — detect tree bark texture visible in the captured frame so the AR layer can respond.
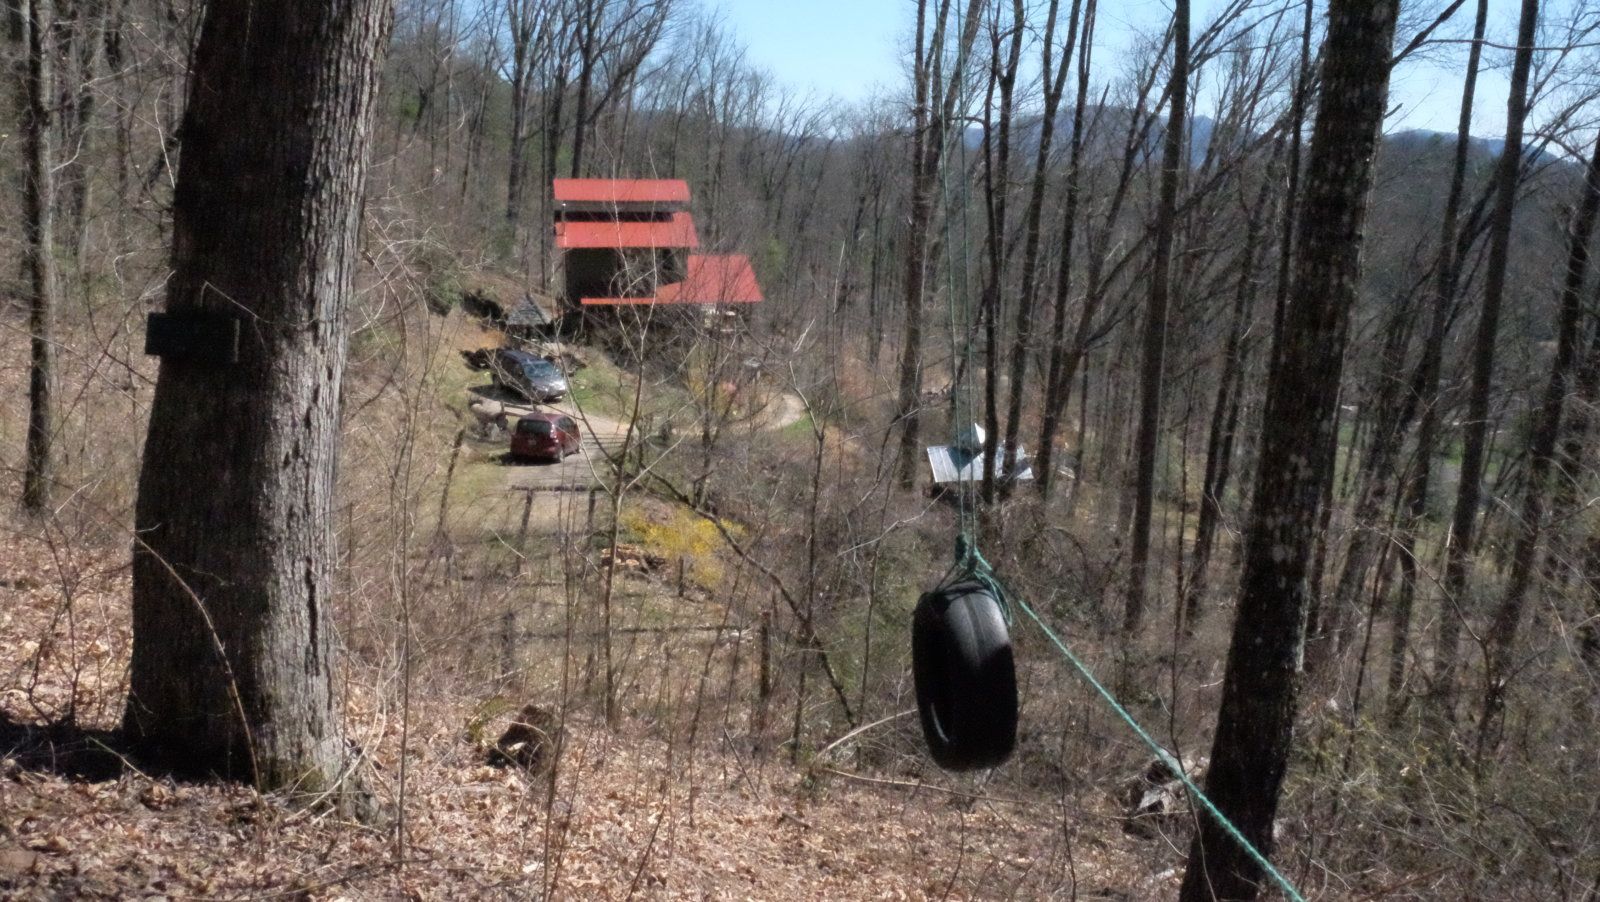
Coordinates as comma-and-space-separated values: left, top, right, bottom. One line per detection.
1179, 0, 1397, 897
125, 0, 394, 798
978, 3, 1023, 505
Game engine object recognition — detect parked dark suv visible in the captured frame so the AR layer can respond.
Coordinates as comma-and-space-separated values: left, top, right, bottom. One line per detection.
490, 348, 569, 402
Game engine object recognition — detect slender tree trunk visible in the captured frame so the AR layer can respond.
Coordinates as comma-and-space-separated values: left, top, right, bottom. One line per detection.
1126, 0, 1188, 637
979, 3, 1023, 505
1431, 0, 1540, 721
22, 0, 58, 513
1001, 0, 1081, 492
62, 0, 106, 295
1390, 0, 1490, 723
1179, 0, 1398, 897
894, 0, 938, 491
1476, 127, 1600, 754
508, 78, 529, 223
568, 0, 599, 179
894, 0, 983, 490
1182, 157, 1276, 632
125, 0, 393, 806
1044, 21, 1170, 509
1034, 0, 1097, 499
1309, 283, 1424, 675
1268, 0, 1314, 371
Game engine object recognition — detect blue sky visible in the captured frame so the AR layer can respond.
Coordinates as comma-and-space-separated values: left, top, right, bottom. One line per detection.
713, 0, 911, 105
713, 0, 1531, 137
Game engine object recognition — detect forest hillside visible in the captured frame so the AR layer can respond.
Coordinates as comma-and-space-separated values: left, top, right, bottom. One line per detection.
3, 0, 1600, 898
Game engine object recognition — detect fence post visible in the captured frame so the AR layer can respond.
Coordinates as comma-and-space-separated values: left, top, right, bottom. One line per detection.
500, 608, 518, 684
435, 427, 466, 539
754, 610, 772, 755
513, 488, 535, 576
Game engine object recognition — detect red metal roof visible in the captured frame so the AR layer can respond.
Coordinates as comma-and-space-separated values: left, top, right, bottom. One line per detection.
552, 178, 691, 205
554, 212, 699, 250
659, 255, 763, 303
581, 254, 763, 306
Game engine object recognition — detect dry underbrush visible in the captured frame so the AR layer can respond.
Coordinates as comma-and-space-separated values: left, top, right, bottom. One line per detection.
0, 513, 1172, 900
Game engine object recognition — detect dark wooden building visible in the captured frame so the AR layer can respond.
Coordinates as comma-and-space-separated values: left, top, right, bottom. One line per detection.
552, 178, 764, 314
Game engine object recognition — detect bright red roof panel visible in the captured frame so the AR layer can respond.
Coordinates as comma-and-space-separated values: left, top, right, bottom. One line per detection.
581, 254, 763, 306
552, 178, 691, 205
657, 255, 763, 303
554, 212, 699, 249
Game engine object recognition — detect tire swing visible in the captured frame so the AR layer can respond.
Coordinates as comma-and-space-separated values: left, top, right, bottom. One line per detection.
912, 110, 1016, 772
912, 541, 1018, 771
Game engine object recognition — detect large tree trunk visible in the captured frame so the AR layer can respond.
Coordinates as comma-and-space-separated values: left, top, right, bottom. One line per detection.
21, 0, 59, 513
1178, 0, 1398, 897
506, 31, 531, 225
1430, 0, 1540, 722
125, 0, 393, 805
1125, 0, 1188, 637
568, 0, 601, 179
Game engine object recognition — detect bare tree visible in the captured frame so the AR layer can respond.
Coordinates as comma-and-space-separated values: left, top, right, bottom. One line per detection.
1386, 0, 1491, 721
1431, 0, 1541, 721
20, 0, 59, 512
1179, 0, 1399, 896
977, 0, 1024, 504
1033, 0, 1097, 500
1477, 126, 1600, 754
1124, 0, 1190, 637
999, 0, 1084, 499
894, 0, 985, 490
504, 0, 556, 226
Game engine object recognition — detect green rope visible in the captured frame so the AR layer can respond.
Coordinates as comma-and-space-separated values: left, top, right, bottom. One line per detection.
923, 6, 1298, 895
1006, 580, 1307, 902
938, 541, 1302, 898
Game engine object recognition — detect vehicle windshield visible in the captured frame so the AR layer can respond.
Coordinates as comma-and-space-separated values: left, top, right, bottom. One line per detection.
525, 359, 562, 377
516, 418, 555, 437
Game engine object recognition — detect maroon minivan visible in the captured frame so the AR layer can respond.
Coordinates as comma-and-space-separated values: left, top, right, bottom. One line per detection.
510, 412, 582, 462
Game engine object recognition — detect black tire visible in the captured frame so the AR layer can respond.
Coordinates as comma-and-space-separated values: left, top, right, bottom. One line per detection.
912, 581, 1018, 771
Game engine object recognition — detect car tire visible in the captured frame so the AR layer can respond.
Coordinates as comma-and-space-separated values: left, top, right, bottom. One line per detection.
912, 581, 1018, 771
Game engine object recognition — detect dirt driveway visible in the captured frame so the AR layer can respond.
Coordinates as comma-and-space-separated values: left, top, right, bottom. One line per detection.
466, 385, 634, 493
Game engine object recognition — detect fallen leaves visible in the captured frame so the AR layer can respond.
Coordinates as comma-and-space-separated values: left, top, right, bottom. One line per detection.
0, 522, 1160, 900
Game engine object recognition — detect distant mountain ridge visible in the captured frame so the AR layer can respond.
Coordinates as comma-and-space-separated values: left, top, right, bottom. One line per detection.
958, 106, 1552, 170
